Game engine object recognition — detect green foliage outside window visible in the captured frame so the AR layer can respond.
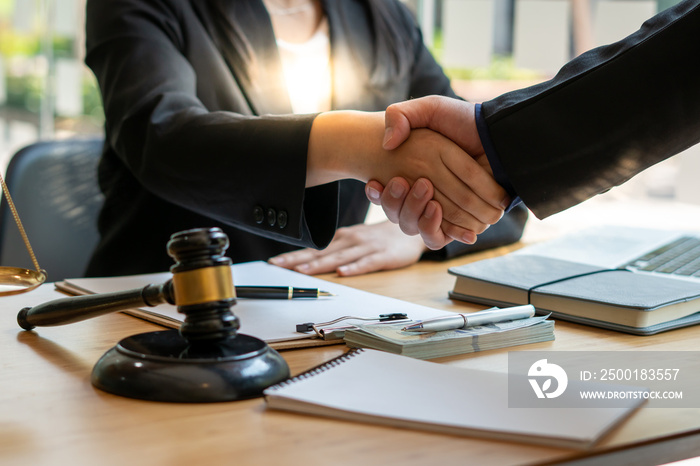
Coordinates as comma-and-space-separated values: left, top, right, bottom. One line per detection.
0, 2, 104, 128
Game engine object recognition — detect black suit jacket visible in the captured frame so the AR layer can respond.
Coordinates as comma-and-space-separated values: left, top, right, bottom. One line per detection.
481, 0, 700, 219
85, 0, 526, 276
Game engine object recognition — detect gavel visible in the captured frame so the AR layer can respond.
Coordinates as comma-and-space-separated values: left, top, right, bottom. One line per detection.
18, 227, 239, 341
17, 227, 289, 402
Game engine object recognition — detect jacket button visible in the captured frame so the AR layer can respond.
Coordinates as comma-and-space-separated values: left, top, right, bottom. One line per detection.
277, 210, 288, 229
253, 206, 264, 224
266, 208, 277, 226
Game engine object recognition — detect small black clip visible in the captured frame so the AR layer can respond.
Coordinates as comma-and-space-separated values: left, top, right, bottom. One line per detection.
378, 313, 408, 321
296, 322, 315, 333
296, 313, 410, 336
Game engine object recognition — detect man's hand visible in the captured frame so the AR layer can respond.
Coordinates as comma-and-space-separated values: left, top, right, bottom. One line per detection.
383, 96, 486, 158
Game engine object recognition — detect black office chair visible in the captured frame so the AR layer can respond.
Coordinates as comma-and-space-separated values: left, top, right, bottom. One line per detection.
0, 137, 104, 282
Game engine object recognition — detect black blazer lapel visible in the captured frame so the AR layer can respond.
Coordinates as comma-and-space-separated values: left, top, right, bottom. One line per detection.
192, 0, 292, 115
324, 0, 379, 111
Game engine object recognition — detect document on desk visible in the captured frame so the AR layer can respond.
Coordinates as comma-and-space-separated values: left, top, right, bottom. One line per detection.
57, 261, 455, 349
264, 349, 644, 449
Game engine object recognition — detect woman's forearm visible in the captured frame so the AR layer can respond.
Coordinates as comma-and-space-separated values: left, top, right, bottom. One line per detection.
306, 110, 385, 187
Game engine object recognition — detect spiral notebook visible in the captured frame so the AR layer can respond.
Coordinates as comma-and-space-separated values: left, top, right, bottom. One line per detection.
264, 349, 643, 449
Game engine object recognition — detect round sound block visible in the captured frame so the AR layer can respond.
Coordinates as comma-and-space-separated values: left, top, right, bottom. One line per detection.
92, 330, 289, 402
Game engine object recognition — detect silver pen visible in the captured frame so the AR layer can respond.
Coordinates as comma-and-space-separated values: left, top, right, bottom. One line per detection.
401, 305, 535, 332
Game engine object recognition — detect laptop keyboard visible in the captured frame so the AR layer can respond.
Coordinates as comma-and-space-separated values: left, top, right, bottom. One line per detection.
625, 236, 700, 277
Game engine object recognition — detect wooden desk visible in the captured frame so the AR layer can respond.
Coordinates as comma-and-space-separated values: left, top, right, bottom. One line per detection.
2, 247, 700, 466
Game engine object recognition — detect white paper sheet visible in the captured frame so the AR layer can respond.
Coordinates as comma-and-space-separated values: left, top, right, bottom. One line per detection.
65, 261, 454, 343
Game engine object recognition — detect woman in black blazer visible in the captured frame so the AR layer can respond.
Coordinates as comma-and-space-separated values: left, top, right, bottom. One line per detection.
84, 0, 528, 277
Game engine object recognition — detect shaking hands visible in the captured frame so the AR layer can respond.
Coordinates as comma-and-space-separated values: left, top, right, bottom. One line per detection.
366, 96, 509, 250
273, 98, 511, 277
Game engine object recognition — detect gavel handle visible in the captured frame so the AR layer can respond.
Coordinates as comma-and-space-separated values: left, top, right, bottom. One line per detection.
17, 281, 175, 330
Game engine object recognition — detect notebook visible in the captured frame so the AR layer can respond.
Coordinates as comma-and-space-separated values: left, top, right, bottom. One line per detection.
264, 349, 644, 449
449, 226, 700, 335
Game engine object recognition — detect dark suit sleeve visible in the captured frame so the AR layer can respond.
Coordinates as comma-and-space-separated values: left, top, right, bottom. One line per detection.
481, 0, 700, 219
85, 0, 336, 249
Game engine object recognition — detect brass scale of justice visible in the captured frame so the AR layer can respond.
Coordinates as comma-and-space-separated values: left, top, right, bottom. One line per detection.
1, 172, 289, 402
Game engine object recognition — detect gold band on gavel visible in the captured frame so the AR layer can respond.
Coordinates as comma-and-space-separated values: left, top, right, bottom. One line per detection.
171, 265, 236, 306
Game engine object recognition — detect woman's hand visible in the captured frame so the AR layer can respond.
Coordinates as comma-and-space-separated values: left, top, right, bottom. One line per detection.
365, 177, 451, 250
268, 220, 427, 276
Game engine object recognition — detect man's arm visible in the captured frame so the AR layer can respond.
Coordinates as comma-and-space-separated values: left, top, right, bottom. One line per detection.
482, 0, 700, 218
373, 0, 700, 228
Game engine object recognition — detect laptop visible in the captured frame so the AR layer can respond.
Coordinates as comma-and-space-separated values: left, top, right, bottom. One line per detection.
515, 225, 700, 284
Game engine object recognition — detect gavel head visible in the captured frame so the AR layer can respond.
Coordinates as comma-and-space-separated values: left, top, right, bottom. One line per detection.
166, 228, 240, 342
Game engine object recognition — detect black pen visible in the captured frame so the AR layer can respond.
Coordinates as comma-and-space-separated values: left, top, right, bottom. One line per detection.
235, 286, 334, 299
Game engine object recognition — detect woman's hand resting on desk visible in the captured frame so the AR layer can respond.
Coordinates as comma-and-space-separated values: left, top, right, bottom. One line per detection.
268, 220, 427, 276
